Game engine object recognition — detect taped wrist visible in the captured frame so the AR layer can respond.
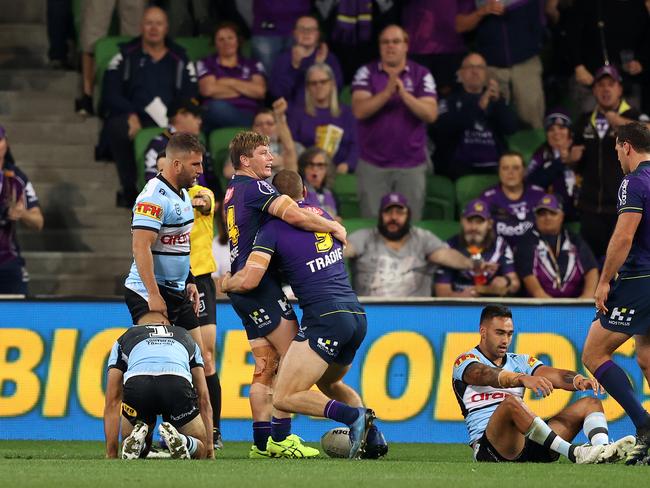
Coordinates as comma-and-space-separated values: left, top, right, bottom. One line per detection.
498, 370, 525, 388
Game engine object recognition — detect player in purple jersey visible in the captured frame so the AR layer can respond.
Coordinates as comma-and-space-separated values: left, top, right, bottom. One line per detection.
225, 131, 346, 458
222, 170, 381, 459
582, 122, 650, 464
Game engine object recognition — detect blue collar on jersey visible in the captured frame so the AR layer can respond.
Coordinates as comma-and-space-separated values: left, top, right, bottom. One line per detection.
156, 174, 186, 200
475, 345, 507, 368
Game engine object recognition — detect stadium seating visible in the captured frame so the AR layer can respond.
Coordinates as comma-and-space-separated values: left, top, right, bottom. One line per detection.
333, 173, 360, 218
455, 174, 499, 213
340, 85, 352, 105
176, 37, 213, 62
343, 218, 375, 235
208, 126, 248, 180
507, 128, 546, 164
134, 127, 165, 189
424, 174, 456, 220
415, 220, 458, 241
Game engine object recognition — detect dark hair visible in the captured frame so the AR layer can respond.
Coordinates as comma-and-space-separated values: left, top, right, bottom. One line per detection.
298, 147, 331, 175
229, 130, 269, 169
166, 133, 204, 158
480, 305, 513, 324
616, 122, 650, 153
272, 169, 304, 200
157, 150, 166, 160
499, 151, 525, 167
214, 21, 243, 49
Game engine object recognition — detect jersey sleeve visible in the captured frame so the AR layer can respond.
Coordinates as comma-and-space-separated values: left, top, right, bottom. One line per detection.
351, 64, 372, 93
246, 179, 280, 214
132, 187, 166, 232
499, 240, 516, 275
514, 353, 544, 375
452, 352, 482, 382
107, 341, 127, 372
252, 221, 279, 256
618, 175, 645, 215
189, 342, 205, 369
415, 68, 437, 99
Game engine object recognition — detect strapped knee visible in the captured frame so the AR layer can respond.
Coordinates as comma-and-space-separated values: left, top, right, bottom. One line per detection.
251, 345, 280, 388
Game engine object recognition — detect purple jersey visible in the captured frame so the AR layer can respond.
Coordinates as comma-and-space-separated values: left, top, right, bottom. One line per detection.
481, 184, 546, 248
196, 55, 266, 114
0, 164, 39, 265
303, 184, 338, 217
402, 0, 465, 54
435, 234, 514, 291
352, 60, 437, 168
253, 202, 356, 307
224, 175, 280, 273
618, 162, 650, 276
251, 0, 311, 36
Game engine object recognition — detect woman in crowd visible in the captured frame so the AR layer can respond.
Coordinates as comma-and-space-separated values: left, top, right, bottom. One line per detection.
298, 146, 338, 218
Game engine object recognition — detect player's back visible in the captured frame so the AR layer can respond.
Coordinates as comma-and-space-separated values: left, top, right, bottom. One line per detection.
618, 164, 650, 276
253, 202, 356, 307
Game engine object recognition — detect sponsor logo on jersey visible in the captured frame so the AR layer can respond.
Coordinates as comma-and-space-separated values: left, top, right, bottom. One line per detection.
257, 180, 276, 195
135, 202, 163, 221
609, 307, 635, 326
527, 356, 538, 367
161, 232, 191, 245
224, 187, 234, 204
121, 402, 137, 417
469, 391, 510, 403
304, 205, 324, 215
454, 353, 480, 368
317, 337, 339, 356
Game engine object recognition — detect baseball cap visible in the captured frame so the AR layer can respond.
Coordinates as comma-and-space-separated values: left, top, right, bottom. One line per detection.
544, 108, 572, 130
594, 65, 622, 83
0, 125, 5, 139
534, 194, 563, 213
379, 192, 409, 212
462, 199, 491, 220
167, 97, 203, 117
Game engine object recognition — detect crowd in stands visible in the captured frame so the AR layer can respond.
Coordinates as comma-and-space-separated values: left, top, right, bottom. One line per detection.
31, 0, 650, 299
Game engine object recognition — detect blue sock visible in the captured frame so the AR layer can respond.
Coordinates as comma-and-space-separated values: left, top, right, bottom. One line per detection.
253, 421, 271, 451
594, 360, 650, 429
271, 416, 291, 442
324, 400, 360, 426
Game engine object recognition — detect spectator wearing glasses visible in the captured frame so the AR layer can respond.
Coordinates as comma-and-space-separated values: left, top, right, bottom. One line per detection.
288, 62, 358, 174
298, 147, 338, 218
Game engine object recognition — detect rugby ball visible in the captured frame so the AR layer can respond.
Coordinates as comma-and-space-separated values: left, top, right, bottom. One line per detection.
320, 427, 352, 458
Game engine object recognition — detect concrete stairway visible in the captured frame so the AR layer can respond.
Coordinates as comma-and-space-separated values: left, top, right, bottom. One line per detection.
1, 0, 133, 296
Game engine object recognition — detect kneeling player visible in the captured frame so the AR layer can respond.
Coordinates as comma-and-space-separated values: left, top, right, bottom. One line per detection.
453, 305, 635, 464
103, 324, 213, 460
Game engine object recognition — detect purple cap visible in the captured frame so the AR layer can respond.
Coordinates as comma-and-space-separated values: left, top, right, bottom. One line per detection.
0, 125, 5, 139
534, 194, 563, 213
594, 65, 622, 83
379, 192, 409, 211
462, 199, 491, 220
544, 108, 572, 130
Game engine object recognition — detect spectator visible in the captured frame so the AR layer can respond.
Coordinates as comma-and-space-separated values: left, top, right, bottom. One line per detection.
288, 62, 358, 174
516, 194, 599, 298
481, 151, 546, 249
269, 15, 344, 106
102, 6, 197, 207
435, 199, 520, 297
401, 0, 466, 98
455, 0, 545, 129
351, 24, 438, 221
433, 52, 518, 180
0, 125, 44, 295
345, 192, 474, 297
572, 65, 649, 258
157, 0, 216, 37
298, 147, 338, 218
526, 109, 582, 221
46, 0, 75, 69
75, 0, 146, 115
222, 98, 298, 179
197, 21, 267, 132
250, 0, 312, 73
143, 98, 222, 199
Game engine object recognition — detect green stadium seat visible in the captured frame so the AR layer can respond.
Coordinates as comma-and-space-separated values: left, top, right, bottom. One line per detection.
134, 127, 165, 189
415, 220, 459, 241
333, 173, 360, 218
565, 221, 580, 234
209, 127, 248, 177
343, 218, 375, 235
424, 174, 456, 220
340, 85, 352, 105
455, 174, 499, 214
507, 128, 546, 164
176, 37, 213, 61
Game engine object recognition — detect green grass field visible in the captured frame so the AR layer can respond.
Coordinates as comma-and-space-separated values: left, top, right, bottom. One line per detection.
2, 441, 649, 488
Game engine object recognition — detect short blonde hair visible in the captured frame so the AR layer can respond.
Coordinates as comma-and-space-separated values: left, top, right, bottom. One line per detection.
229, 131, 270, 169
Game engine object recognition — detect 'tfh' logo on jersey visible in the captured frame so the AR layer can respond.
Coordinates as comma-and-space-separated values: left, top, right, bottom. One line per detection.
135, 202, 163, 221
609, 307, 635, 326
454, 353, 479, 368
317, 337, 339, 356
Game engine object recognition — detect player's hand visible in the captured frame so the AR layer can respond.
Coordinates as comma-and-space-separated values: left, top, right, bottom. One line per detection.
191, 193, 211, 213
331, 221, 347, 246
519, 374, 554, 397
594, 281, 610, 314
574, 374, 606, 396
148, 292, 168, 317
186, 283, 201, 315
220, 273, 232, 293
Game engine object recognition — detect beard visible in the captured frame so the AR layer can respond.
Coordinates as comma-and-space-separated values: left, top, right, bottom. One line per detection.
378, 216, 411, 241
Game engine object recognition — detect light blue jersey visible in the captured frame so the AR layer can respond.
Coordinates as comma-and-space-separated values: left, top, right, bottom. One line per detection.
452, 347, 543, 444
125, 176, 194, 296
107, 325, 204, 384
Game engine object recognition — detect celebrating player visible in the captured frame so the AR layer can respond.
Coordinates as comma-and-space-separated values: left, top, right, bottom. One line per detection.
454, 305, 635, 464
222, 170, 379, 459
103, 324, 213, 460
225, 132, 346, 458
582, 121, 650, 464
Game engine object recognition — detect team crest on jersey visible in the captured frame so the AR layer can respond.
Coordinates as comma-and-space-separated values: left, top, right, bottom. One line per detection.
135, 202, 163, 221
224, 187, 234, 204
257, 180, 276, 195
174, 203, 182, 216
305, 205, 324, 215
454, 353, 479, 367
527, 356, 539, 367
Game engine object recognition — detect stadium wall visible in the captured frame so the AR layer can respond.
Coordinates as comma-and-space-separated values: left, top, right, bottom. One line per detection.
0, 299, 644, 443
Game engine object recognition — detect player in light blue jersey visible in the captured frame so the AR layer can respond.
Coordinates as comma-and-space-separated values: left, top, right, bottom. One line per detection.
103, 325, 213, 460
453, 305, 635, 464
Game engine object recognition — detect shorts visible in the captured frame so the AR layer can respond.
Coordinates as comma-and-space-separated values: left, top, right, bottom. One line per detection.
295, 301, 367, 365
473, 431, 559, 463
121, 374, 199, 428
228, 275, 296, 340
195, 274, 216, 326
597, 275, 650, 336
124, 286, 199, 330
0, 258, 28, 295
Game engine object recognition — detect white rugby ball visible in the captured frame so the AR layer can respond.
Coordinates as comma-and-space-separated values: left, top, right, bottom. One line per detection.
320, 427, 352, 458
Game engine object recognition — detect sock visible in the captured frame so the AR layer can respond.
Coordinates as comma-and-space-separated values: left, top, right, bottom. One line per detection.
205, 373, 222, 429
253, 421, 271, 451
271, 416, 291, 442
594, 360, 650, 429
583, 411, 609, 445
177, 433, 198, 456
525, 416, 572, 459
324, 400, 360, 426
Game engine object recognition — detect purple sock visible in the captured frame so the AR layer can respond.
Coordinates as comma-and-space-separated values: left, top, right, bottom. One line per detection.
271, 416, 291, 442
594, 360, 650, 429
324, 400, 360, 426
253, 421, 271, 451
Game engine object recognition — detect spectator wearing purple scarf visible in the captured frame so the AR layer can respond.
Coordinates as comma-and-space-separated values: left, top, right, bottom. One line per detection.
298, 147, 339, 218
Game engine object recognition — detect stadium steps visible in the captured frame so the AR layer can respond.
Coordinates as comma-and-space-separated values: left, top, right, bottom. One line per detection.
0, 91, 79, 116
0, 118, 100, 144
27, 273, 129, 296
0, 69, 79, 95
0, 24, 48, 69
17, 228, 132, 253
22, 252, 133, 276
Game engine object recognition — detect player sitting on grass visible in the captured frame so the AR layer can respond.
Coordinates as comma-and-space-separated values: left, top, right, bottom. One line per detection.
103, 324, 213, 460
221, 170, 382, 459
453, 305, 635, 464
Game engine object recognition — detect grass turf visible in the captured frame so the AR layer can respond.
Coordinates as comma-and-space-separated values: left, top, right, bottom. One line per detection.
1, 441, 649, 487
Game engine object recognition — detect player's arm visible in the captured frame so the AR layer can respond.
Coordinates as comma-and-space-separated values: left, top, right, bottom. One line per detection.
132, 229, 166, 315
599, 212, 642, 284
463, 362, 554, 396
191, 366, 214, 459
533, 365, 603, 395
103, 368, 124, 459
221, 251, 270, 293
268, 195, 347, 244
